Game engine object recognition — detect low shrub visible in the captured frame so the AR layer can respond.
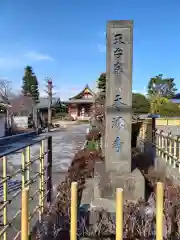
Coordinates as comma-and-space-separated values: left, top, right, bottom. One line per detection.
31, 146, 103, 239
86, 129, 101, 141
31, 124, 180, 239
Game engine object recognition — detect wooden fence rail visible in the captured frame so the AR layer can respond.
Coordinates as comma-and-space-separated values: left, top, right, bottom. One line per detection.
0, 135, 53, 239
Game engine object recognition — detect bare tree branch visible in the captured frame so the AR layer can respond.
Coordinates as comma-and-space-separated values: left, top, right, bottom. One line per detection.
0, 79, 12, 101
9, 94, 33, 115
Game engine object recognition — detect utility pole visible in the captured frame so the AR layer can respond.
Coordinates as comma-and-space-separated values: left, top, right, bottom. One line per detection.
45, 78, 53, 132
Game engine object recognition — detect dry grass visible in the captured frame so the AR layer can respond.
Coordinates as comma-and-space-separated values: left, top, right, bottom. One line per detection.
31, 147, 103, 239
31, 142, 180, 239
31, 125, 180, 239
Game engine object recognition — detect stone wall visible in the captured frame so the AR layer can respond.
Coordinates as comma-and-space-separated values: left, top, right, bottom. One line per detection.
156, 118, 180, 126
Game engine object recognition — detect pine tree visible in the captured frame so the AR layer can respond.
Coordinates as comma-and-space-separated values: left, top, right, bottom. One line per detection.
22, 65, 39, 102
97, 73, 106, 98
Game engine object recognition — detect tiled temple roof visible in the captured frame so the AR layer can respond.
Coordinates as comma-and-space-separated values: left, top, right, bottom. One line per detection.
69, 84, 95, 100
35, 97, 60, 109
64, 84, 95, 104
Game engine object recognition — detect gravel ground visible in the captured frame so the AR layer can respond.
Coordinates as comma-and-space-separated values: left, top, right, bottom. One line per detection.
0, 124, 88, 239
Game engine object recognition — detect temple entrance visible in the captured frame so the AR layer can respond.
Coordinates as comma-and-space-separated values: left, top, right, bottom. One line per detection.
64, 84, 94, 120
80, 106, 85, 117
78, 105, 85, 117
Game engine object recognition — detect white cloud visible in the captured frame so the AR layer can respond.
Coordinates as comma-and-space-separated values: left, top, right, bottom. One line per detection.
0, 51, 54, 69
97, 44, 106, 53
0, 76, 9, 80
133, 86, 147, 95
24, 51, 53, 61
0, 56, 22, 69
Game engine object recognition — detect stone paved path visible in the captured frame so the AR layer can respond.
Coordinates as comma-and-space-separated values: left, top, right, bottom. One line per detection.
1, 124, 88, 239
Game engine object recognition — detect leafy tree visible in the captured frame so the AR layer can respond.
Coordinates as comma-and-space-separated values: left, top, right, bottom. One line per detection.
97, 73, 106, 98
22, 65, 39, 102
147, 74, 177, 98
158, 101, 180, 117
132, 93, 150, 114
150, 95, 168, 114
54, 99, 68, 113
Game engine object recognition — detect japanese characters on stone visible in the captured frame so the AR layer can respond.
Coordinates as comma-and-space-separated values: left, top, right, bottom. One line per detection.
111, 33, 127, 153
106, 21, 133, 172
113, 33, 125, 45
112, 116, 125, 129
112, 93, 126, 109
112, 136, 124, 153
113, 33, 125, 76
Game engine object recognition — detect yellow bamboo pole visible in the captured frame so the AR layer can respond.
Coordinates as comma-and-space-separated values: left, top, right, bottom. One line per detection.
156, 182, 164, 240
41, 140, 44, 212
21, 151, 26, 188
116, 188, 123, 240
21, 187, 29, 240
26, 146, 30, 184
26, 146, 30, 235
70, 182, 77, 240
39, 142, 42, 220
3, 156, 7, 240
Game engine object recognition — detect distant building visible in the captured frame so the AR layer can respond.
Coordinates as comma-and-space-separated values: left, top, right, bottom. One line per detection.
9, 96, 61, 129
0, 95, 11, 137
64, 84, 95, 120
35, 97, 61, 122
170, 93, 180, 105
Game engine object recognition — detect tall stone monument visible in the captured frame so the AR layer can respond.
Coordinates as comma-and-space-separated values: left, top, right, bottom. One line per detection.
102, 20, 145, 201
105, 20, 133, 173
81, 21, 144, 210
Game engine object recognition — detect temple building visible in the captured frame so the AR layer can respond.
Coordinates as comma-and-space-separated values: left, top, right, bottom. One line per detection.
64, 84, 95, 120
170, 93, 180, 105
35, 97, 61, 122
0, 96, 11, 137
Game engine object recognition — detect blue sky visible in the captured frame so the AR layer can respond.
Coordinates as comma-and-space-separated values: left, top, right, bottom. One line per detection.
0, 0, 180, 100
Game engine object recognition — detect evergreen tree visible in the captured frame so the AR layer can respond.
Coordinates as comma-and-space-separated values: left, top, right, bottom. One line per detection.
22, 65, 39, 102
97, 73, 106, 98
132, 93, 150, 114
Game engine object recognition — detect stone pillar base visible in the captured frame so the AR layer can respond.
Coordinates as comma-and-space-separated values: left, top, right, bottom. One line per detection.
81, 161, 145, 214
